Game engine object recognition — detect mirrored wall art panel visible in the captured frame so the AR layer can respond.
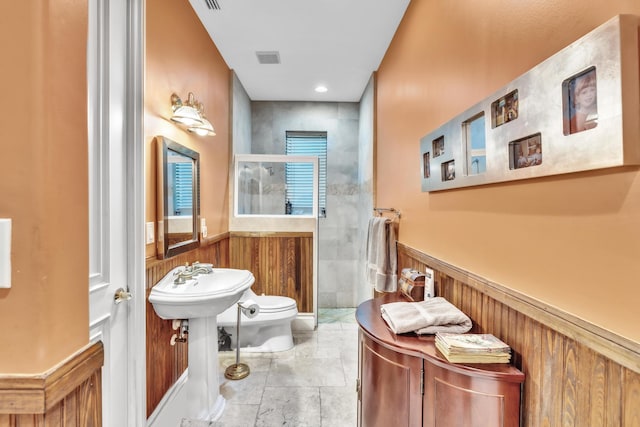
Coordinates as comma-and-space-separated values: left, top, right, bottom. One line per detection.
420, 15, 640, 192
156, 136, 200, 259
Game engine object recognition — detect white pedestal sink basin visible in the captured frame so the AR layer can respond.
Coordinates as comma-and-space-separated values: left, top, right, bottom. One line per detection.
149, 265, 255, 421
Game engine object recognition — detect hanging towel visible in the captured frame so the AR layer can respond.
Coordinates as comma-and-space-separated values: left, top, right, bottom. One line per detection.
380, 297, 472, 335
365, 216, 397, 292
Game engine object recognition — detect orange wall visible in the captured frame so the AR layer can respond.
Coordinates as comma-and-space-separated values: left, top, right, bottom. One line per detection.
0, 0, 89, 372
145, 0, 231, 259
377, 1, 640, 343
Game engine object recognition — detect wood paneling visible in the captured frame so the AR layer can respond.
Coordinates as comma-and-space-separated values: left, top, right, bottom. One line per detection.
145, 233, 230, 291
229, 232, 313, 313
0, 342, 103, 426
145, 232, 314, 416
397, 242, 640, 427
145, 290, 188, 418
145, 233, 229, 417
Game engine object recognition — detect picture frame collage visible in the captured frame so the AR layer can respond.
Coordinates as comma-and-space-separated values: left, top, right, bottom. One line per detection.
420, 15, 640, 192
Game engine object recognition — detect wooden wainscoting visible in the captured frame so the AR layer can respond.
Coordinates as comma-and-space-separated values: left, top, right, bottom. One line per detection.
0, 341, 103, 426
145, 231, 313, 416
145, 233, 229, 417
397, 242, 640, 427
145, 290, 188, 419
229, 232, 313, 313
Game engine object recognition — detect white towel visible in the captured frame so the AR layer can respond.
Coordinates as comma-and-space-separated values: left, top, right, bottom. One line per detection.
365, 217, 397, 292
380, 297, 472, 335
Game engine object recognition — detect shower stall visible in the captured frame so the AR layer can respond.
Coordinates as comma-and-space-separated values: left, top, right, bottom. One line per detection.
230, 154, 319, 329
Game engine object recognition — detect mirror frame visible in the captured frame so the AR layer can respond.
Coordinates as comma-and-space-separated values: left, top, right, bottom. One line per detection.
156, 136, 200, 259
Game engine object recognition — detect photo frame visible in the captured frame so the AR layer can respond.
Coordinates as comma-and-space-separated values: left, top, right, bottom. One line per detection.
491, 90, 519, 128
442, 160, 455, 181
423, 152, 430, 178
509, 133, 542, 170
562, 67, 598, 135
432, 136, 445, 157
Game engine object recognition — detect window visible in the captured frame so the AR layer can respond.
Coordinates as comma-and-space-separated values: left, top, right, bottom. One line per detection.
169, 156, 194, 216
463, 113, 486, 176
285, 131, 327, 216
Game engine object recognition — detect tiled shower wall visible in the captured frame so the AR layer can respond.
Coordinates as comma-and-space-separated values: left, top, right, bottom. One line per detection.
232, 72, 252, 155
356, 77, 375, 306
251, 101, 364, 308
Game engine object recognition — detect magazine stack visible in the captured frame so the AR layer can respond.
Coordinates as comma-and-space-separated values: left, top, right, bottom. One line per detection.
435, 332, 511, 364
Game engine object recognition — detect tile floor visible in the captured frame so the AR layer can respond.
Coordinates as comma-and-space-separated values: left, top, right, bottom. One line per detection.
181, 308, 359, 427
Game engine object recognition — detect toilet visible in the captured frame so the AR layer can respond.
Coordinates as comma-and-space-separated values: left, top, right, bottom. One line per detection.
217, 288, 298, 352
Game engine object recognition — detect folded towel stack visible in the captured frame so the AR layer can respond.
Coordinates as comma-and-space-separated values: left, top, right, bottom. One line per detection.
380, 297, 472, 335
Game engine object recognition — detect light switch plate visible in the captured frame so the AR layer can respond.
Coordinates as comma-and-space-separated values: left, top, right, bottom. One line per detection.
146, 222, 155, 244
201, 218, 207, 238
424, 267, 435, 299
0, 219, 11, 288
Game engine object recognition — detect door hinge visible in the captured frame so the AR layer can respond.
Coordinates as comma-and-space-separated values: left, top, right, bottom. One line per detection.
356, 378, 361, 401
420, 368, 424, 395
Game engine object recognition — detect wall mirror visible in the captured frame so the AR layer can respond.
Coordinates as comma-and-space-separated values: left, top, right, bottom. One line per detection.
156, 136, 200, 259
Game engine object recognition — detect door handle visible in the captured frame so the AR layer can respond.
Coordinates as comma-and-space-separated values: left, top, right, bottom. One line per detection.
114, 288, 133, 304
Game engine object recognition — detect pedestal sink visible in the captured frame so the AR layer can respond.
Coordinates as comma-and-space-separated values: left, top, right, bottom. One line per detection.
149, 265, 255, 421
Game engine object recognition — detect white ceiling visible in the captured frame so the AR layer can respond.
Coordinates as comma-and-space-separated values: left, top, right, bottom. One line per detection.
188, 0, 410, 102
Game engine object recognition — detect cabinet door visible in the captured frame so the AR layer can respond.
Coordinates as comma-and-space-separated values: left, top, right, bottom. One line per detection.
423, 359, 522, 427
359, 332, 423, 427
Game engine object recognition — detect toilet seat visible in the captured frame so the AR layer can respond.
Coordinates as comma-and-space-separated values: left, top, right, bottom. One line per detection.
217, 288, 298, 326
216, 287, 298, 352
249, 294, 297, 313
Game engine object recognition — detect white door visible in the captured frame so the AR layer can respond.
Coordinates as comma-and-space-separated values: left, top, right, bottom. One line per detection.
88, 0, 146, 426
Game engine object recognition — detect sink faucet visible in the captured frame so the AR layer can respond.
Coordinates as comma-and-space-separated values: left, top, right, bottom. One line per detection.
173, 268, 194, 284
191, 261, 214, 276
173, 262, 214, 284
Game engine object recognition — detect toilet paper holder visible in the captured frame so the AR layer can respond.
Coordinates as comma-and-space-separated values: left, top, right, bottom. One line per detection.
224, 300, 260, 380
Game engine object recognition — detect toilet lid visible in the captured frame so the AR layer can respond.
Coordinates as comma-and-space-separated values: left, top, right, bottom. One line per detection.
248, 295, 297, 313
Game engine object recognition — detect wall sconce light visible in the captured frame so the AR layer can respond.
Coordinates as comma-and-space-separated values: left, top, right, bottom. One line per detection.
189, 108, 216, 137
170, 92, 216, 136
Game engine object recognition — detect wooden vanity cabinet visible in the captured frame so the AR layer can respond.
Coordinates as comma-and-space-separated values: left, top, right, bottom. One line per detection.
357, 295, 524, 427
422, 356, 523, 427
359, 331, 423, 427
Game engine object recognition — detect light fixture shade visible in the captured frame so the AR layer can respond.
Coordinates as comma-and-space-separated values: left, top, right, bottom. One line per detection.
171, 105, 204, 127
188, 117, 216, 136
170, 92, 214, 136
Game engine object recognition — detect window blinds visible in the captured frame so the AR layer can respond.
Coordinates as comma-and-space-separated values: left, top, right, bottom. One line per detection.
173, 162, 193, 215
285, 131, 327, 215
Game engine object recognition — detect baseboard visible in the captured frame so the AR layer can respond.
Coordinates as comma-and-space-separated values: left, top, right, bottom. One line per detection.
146, 370, 188, 427
292, 312, 316, 331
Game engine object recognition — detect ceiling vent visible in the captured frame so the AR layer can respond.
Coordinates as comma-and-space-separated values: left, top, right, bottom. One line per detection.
204, 0, 221, 10
256, 51, 281, 65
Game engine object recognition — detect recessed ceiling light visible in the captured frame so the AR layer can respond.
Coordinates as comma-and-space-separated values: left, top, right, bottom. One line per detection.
315, 85, 328, 93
